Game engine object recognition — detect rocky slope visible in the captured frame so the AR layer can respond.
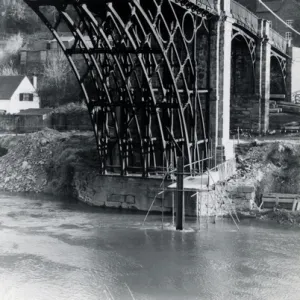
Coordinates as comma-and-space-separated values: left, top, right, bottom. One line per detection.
232, 138, 300, 225
0, 129, 98, 198
1, 129, 300, 226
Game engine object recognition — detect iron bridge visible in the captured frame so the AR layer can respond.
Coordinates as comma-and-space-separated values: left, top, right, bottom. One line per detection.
23, 0, 289, 177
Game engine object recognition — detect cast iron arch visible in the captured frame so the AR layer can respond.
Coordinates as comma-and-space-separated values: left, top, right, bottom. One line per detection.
23, 0, 212, 176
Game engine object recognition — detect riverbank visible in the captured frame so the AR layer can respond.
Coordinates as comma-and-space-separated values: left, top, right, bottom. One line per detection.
0, 129, 173, 213
0, 129, 99, 196
1, 129, 300, 225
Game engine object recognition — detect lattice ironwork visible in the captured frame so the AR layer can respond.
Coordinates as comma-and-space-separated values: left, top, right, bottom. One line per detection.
270, 50, 287, 93
271, 50, 287, 83
232, 27, 256, 65
24, 0, 211, 177
269, 28, 287, 55
231, 0, 259, 35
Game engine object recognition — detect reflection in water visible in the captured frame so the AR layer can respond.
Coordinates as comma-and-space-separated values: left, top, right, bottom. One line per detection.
0, 193, 299, 300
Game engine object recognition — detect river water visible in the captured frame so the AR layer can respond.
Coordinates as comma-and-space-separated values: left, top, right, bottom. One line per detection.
0, 193, 300, 300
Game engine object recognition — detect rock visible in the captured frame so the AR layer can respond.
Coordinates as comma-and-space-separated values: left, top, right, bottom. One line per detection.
22, 161, 29, 169
40, 138, 48, 146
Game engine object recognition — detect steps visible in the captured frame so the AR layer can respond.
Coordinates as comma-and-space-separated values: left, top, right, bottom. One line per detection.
269, 107, 282, 113
269, 100, 283, 114
269, 99, 300, 132
277, 101, 300, 114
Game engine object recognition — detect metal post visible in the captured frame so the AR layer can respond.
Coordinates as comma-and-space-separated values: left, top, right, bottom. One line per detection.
176, 156, 184, 230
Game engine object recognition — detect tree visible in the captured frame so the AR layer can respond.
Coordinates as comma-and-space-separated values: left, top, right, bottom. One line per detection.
38, 50, 81, 107
0, 33, 23, 75
3, 0, 42, 34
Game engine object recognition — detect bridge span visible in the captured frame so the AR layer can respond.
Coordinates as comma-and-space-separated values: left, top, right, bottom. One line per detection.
23, 0, 290, 178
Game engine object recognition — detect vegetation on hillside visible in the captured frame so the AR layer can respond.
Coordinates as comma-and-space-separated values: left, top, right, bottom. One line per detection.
0, 33, 23, 75
38, 50, 81, 107
0, 1, 84, 108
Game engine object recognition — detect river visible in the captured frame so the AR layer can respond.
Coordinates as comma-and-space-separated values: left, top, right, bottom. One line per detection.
0, 193, 299, 300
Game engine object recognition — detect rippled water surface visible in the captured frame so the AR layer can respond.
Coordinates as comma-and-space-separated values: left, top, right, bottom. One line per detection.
0, 193, 300, 300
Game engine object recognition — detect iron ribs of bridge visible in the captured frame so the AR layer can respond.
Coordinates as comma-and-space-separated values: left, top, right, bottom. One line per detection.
24, 0, 213, 176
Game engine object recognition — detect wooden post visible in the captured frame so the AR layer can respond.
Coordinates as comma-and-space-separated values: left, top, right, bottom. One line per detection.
176, 156, 184, 230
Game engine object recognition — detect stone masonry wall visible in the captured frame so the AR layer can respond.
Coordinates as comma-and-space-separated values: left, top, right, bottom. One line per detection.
230, 38, 258, 132
226, 184, 256, 211
230, 94, 260, 131
74, 173, 174, 212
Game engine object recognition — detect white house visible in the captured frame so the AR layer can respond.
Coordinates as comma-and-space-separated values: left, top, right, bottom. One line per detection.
0, 75, 40, 114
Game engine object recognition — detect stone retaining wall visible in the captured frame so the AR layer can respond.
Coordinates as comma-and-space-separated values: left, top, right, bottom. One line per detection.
0, 111, 93, 133
226, 184, 256, 210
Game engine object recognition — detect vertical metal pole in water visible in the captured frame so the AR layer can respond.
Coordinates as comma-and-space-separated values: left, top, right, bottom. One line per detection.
176, 156, 184, 230
162, 155, 164, 230
214, 140, 217, 169
197, 192, 201, 231
172, 192, 175, 226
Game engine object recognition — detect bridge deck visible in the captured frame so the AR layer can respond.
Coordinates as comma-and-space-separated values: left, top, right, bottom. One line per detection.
25, 0, 288, 55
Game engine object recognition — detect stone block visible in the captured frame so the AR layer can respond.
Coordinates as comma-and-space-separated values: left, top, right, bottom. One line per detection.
237, 186, 244, 193
108, 194, 125, 203
242, 186, 255, 193
106, 201, 121, 208
121, 202, 129, 209
125, 195, 135, 204
242, 111, 250, 115
245, 192, 253, 200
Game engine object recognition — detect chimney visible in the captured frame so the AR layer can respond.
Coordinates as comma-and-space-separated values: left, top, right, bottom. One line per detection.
32, 75, 37, 90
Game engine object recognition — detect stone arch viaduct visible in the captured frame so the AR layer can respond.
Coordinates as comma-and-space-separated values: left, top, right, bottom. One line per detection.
23, 0, 291, 178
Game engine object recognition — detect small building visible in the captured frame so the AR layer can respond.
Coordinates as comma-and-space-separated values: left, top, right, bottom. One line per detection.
0, 75, 40, 114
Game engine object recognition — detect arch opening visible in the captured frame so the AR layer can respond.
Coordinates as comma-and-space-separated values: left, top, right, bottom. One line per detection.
230, 33, 256, 134
270, 55, 286, 96
23, 0, 212, 176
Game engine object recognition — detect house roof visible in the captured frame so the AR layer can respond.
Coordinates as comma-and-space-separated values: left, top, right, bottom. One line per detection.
17, 108, 53, 116
0, 76, 25, 99
256, 0, 285, 13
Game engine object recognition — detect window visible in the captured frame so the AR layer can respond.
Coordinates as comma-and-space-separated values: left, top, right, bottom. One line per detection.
19, 93, 33, 101
269, 21, 272, 28
286, 20, 293, 27
285, 32, 292, 41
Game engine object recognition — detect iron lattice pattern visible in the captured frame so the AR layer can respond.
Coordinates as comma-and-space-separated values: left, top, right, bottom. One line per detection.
25, 0, 211, 176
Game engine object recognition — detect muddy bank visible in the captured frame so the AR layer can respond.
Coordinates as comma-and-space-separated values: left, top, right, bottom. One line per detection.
0, 129, 172, 213
1, 129, 300, 226
0, 129, 99, 198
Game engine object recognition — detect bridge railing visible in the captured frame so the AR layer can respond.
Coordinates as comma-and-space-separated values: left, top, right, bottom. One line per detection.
190, 0, 217, 12
269, 28, 287, 54
231, 0, 259, 33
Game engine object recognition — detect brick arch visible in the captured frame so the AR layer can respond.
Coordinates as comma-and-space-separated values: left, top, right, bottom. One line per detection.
230, 31, 256, 133
231, 32, 256, 95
